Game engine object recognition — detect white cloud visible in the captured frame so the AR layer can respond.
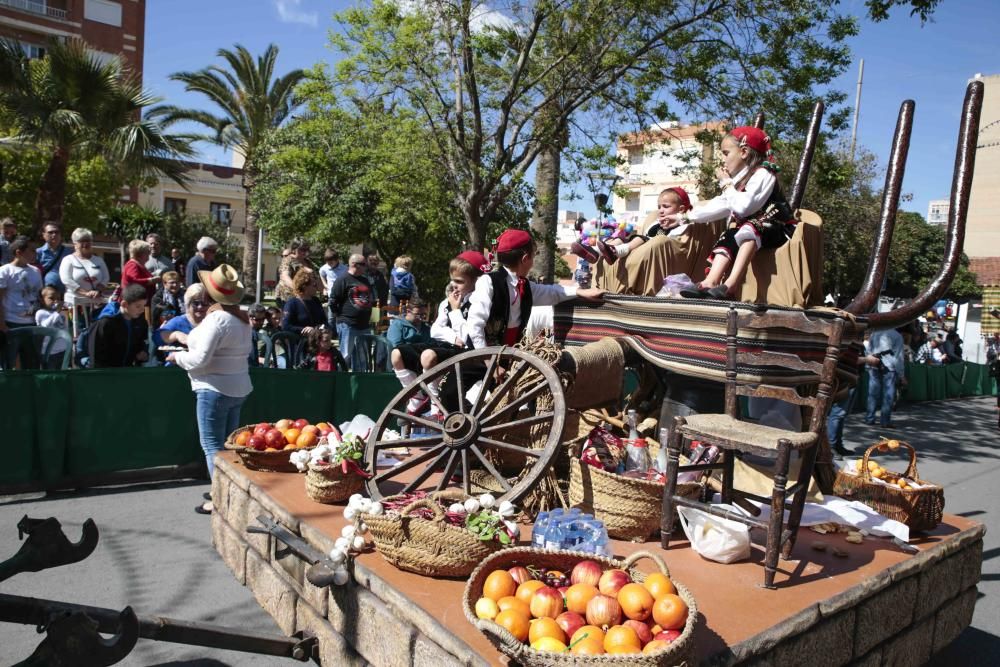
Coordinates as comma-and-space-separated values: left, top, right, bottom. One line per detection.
273, 0, 318, 27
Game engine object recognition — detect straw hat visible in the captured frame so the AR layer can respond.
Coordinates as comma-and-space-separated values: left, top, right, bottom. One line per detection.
199, 264, 244, 305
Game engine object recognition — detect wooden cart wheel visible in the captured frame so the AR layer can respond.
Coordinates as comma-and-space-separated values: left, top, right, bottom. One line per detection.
364, 346, 566, 503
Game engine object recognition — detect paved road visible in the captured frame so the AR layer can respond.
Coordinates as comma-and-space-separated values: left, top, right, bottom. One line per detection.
0, 396, 997, 665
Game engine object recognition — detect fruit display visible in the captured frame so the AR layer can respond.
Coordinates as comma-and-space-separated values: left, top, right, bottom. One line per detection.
465, 548, 697, 664
236, 419, 338, 452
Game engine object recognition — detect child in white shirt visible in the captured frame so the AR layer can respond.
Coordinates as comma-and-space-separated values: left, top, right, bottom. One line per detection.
34, 285, 70, 368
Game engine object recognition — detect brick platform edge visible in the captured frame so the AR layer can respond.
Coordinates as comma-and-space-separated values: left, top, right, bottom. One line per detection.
211, 457, 489, 667
709, 525, 985, 666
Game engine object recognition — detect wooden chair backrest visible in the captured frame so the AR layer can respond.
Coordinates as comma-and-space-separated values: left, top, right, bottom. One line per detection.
725, 307, 846, 436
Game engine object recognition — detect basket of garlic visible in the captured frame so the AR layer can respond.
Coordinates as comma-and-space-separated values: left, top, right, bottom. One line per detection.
833, 439, 944, 532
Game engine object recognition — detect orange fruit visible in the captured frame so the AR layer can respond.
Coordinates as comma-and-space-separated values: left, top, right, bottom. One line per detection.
235, 430, 251, 446
495, 609, 530, 642
643, 639, 673, 654
604, 625, 641, 652
651, 594, 688, 631
296, 430, 318, 448
528, 617, 566, 645
497, 596, 530, 618
284, 428, 301, 445
570, 637, 605, 655
618, 583, 655, 621
475, 597, 499, 620
515, 579, 546, 604
607, 643, 641, 654
571, 625, 605, 646
565, 583, 599, 615
642, 573, 676, 600
483, 570, 518, 602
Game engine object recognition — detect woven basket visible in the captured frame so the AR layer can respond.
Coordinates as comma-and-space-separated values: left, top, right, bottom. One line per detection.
305, 461, 366, 504
463, 547, 698, 666
569, 440, 703, 542
224, 425, 313, 474
359, 490, 507, 578
833, 441, 944, 532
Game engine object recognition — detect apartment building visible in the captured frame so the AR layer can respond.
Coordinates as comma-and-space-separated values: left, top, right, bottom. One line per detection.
966, 73, 1000, 258
612, 121, 725, 222
0, 0, 144, 75
927, 199, 949, 226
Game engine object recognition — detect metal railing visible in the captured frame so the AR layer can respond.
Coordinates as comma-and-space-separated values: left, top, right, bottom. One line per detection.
0, 0, 69, 21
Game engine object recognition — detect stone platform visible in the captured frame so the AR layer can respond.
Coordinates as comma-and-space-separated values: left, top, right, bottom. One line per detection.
210, 453, 984, 666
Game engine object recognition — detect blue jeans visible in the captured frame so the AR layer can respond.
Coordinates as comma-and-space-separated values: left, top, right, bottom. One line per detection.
826, 388, 856, 450
865, 369, 896, 426
195, 389, 246, 478
336, 323, 370, 371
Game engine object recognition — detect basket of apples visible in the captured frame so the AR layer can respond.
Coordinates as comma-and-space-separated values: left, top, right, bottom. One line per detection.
463, 547, 698, 665
294, 433, 372, 504
225, 418, 334, 473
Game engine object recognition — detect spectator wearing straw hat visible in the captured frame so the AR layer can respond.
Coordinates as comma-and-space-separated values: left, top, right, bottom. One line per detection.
168, 264, 252, 515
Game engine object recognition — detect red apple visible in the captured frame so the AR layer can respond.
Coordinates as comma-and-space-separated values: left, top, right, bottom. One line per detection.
248, 435, 267, 451
653, 629, 682, 643
264, 428, 286, 449
570, 560, 603, 587
585, 594, 622, 628
274, 419, 293, 431
301, 424, 320, 435
253, 422, 271, 436
598, 569, 631, 596
292, 418, 309, 430
555, 611, 586, 640
624, 619, 653, 646
508, 566, 532, 585
316, 422, 333, 434
558, 585, 570, 597
529, 586, 564, 619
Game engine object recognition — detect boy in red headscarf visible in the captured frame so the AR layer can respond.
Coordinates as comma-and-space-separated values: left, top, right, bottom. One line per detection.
467, 229, 605, 349
660, 127, 797, 300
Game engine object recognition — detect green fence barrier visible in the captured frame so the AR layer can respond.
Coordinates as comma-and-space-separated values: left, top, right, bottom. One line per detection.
0, 367, 401, 488
860, 361, 997, 406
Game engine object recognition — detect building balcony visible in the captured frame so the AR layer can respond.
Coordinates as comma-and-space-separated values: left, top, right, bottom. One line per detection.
0, 0, 69, 21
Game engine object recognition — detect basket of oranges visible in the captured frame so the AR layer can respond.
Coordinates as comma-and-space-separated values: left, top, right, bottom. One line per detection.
463, 547, 698, 665
833, 439, 944, 532
225, 419, 330, 473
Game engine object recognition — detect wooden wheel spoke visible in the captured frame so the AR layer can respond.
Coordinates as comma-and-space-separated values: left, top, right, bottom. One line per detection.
480, 379, 549, 426
436, 451, 460, 491
401, 447, 452, 494
469, 446, 512, 492
476, 360, 528, 419
372, 434, 444, 450
372, 444, 447, 483
453, 360, 465, 414
471, 349, 503, 415
417, 379, 447, 417
461, 450, 470, 496
388, 409, 444, 432
479, 406, 552, 434
477, 436, 543, 458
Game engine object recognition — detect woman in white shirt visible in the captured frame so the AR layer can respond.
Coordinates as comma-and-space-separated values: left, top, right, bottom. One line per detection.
59, 228, 110, 300
168, 264, 252, 515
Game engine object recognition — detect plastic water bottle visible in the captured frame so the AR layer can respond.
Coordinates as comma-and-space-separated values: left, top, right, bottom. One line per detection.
543, 519, 565, 551
624, 410, 651, 473
532, 511, 550, 549
655, 426, 669, 474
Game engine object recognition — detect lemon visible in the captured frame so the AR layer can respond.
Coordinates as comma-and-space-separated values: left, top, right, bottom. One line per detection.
475, 597, 499, 620
531, 636, 568, 652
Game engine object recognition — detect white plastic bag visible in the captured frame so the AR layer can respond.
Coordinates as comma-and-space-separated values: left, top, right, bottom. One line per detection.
657, 273, 697, 298
676, 504, 751, 564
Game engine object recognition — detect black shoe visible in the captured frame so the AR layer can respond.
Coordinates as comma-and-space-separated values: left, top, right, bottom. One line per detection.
680, 287, 712, 299
881, 423, 895, 429
862, 419, 876, 426
202, 492, 212, 501
195, 502, 213, 515
706, 284, 735, 300
833, 445, 852, 458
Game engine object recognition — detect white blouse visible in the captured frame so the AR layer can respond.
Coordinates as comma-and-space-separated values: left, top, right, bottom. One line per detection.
173, 310, 253, 398
59, 253, 110, 296
687, 167, 777, 225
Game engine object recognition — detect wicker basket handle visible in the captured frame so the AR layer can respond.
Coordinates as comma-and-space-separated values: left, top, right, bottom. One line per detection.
399, 497, 447, 524
860, 440, 919, 481
621, 550, 670, 577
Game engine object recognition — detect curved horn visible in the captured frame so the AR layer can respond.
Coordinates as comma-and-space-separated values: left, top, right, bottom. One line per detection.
844, 99, 915, 314
753, 111, 765, 129
790, 100, 825, 210
867, 80, 984, 328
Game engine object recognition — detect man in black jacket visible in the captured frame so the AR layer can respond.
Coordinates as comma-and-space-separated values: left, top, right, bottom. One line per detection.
330, 254, 372, 370
91, 284, 149, 367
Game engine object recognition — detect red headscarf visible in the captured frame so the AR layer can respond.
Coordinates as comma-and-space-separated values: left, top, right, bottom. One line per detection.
666, 187, 692, 210
729, 126, 776, 168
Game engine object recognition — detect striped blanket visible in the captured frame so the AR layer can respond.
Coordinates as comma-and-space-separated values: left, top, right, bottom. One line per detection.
553, 295, 865, 388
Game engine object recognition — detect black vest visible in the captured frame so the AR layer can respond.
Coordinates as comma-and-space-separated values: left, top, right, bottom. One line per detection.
485, 270, 532, 346
734, 166, 795, 227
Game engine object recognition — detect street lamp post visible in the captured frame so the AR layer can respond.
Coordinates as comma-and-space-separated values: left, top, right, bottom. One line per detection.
586, 171, 620, 223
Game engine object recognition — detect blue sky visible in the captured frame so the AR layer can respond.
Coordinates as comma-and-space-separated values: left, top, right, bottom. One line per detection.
145, 0, 999, 219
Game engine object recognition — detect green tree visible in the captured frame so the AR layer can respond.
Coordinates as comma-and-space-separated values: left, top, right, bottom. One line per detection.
152, 44, 306, 297
886, 211, 980, 302
0, 39, 193, 237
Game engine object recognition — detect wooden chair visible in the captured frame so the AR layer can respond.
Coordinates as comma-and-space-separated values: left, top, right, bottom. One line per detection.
660, 306, 846, 589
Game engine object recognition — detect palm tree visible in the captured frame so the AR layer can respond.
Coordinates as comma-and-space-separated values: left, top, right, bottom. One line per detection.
0, 39, 194, 238
152, 44, 306, 297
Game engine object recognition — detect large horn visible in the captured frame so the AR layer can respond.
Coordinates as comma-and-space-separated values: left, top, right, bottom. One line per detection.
866, 80, 983, 328
844, 99, 915, 314
753, 111, 765, 129
789, 100, 825, 211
